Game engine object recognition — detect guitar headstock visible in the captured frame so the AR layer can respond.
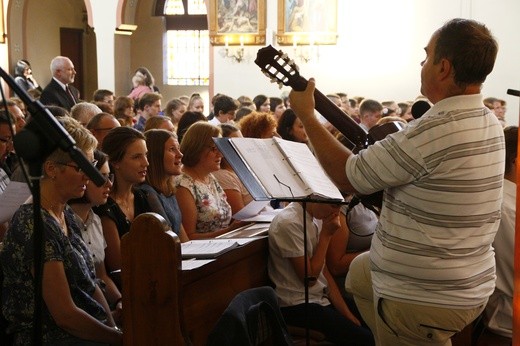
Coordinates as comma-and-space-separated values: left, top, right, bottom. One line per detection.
254, 45, 308, 91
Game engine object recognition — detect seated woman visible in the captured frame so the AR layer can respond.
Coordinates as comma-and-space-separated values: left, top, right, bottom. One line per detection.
175, 122, 239, 239
0, 117, 122, 344
252, 94, 270, 113
237, 111, 278, 138
269, 96, 286, 121
212, 123, 253, 215
187, 93, 205, 115
69, 150, 123, 323
276, 108, 309, 143
138, 129, 189, 242
164, 98, 186, 129
113, 96, 135, 127
94, 127, 151, 273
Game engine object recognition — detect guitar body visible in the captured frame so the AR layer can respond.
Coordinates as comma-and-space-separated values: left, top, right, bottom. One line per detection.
255, 45, 403, 211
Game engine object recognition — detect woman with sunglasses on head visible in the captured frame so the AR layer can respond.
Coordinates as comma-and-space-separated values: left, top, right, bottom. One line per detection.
175, 122, 242, 239
1, 117, 122, 345
69, 149, 123, 325
138, 129, 189, 242
93, 127, 151, 274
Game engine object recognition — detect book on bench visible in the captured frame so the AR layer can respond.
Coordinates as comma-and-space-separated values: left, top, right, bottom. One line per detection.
214, 137, 343, 202
181, 238, 256, 259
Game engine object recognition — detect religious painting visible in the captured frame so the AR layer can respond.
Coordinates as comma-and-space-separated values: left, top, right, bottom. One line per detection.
277, 0, 338, 45
209, 0, 266, 46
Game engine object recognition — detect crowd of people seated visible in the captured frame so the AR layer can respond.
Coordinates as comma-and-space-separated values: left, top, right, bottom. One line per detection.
0, 44, 515, 345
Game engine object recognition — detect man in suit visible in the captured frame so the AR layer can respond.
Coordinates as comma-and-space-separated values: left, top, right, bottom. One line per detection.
40, 56, 80, 111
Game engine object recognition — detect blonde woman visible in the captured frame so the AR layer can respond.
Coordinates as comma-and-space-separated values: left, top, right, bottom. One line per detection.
1, 117, 122, 344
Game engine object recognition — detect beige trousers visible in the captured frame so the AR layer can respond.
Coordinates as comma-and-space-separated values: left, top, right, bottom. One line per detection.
345, 252, 485, 346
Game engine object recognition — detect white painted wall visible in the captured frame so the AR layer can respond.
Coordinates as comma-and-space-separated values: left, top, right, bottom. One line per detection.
213, 0, 520, 125
89, 0, 118, 92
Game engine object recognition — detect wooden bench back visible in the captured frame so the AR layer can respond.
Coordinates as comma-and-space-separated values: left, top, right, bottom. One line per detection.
121, 212, 187, 345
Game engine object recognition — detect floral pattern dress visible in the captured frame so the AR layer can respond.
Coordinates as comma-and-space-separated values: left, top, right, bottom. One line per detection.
0, 204, 106, 345
175, 173, 232, 233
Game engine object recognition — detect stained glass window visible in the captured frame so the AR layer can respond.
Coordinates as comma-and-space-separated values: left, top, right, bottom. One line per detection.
164, 0, 209, 86
164, 0, 207, 15
166, 30, 209, 86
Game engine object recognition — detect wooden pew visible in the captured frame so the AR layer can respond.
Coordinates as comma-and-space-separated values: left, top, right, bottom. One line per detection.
121, 212, 270, 345
121, 212, 188, 345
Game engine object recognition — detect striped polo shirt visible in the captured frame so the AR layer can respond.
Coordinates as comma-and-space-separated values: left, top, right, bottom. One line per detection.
346, 94, 505, 308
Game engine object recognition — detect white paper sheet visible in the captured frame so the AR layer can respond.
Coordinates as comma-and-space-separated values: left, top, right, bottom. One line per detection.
0, 181, 31, 223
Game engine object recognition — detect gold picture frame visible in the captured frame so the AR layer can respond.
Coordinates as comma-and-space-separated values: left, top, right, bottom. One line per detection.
277, 0, 338, 45
0, 0, 4, 43
209, 0, 266, 46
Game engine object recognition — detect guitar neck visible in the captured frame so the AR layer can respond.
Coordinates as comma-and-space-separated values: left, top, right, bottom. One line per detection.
313, 88, 367, 151
291, 75, 367, 151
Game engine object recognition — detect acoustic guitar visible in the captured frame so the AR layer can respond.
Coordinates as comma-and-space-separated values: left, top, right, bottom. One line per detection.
254, 45, 403, 210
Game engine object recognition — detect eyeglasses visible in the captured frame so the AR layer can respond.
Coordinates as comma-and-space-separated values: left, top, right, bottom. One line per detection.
54, 160, 98, 174
101, 173, 115, 184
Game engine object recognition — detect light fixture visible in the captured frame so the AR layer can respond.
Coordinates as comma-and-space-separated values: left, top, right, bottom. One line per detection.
115, 24, 137, 36
292, 35, 319, 63
220, 36, 246, 63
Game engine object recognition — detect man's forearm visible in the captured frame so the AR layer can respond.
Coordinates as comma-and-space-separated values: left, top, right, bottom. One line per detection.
290, 79, 356, 193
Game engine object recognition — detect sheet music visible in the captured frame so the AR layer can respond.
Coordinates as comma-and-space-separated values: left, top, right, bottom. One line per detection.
182, 259, 215, 270
232, 200, 271, 220
229, 138, 308, 198
0, 181, 31, 223
273, 137, 343, 200
236, 208, 281, 223
181, 238, 256, 258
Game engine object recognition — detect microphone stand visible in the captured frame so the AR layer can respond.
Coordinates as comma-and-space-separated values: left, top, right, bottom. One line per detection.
0, 67, 105, 344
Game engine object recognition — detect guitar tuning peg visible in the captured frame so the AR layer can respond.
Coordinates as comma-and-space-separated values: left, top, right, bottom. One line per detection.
277, 82, 284, 89
263, 71, 271, 78
270, 78, 278, 84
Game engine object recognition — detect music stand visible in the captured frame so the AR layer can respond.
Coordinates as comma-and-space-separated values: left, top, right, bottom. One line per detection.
214, 137, 345, 346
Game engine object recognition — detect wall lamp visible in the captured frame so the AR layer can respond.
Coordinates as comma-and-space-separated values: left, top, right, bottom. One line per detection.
292, 35, 319, 63
220, 36, 246, 63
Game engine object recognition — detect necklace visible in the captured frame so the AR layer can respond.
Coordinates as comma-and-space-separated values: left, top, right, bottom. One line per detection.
41, 195, 67, 230
113, 193, 134, 220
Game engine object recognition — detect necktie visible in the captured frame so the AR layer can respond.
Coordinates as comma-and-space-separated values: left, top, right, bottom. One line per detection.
66, 85, 77, 105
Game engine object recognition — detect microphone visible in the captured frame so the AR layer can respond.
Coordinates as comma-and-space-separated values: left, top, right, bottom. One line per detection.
507, 89, 520, 97
411, 99, 431, 119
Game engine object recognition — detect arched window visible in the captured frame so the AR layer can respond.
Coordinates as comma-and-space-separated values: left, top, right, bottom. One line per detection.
159, 0, 209, 86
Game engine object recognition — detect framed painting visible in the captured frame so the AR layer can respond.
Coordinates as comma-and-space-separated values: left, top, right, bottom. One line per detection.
277, 0, 338, 45
209, 0, 266, 46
